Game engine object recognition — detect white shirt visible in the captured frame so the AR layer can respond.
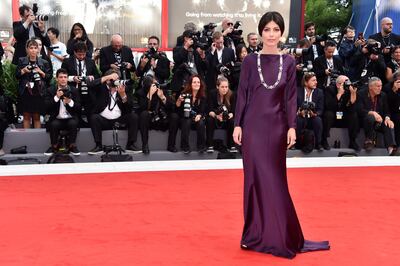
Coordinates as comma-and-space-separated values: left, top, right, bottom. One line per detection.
304, 88, 314, 102
47, 41, 68, 76
100, 90, 122, 120
216, 47, 223, 64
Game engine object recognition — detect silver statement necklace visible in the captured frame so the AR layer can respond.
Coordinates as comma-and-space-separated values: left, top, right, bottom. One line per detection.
257, 52, 283, 90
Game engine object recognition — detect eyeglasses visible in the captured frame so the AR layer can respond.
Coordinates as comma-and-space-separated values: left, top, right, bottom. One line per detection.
227, 23, 233, 26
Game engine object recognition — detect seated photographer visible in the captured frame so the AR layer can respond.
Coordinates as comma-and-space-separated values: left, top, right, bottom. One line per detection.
136, 36, 170, 87
322, 75, 359, 150
16, 39, 52, 129
350, 39, 387, 86
137, 76, 179, 154
357, 77, 397, 155
339, 26, 365, 81
44, 68, 81, 156
88, 69, 140, 155
100, 34, 136, 80
386, 71, 400, 147
176, 75, 207, 153
313, 40, 344, 89
61, 41, 100, 126
205, 76, 236, 153
296, 72, 324, 151
205, 31, 235, 93
171, 30, 208, 93
385, 45, 400, 82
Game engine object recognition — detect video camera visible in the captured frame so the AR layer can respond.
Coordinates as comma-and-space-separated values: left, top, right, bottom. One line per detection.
32, 3, 49, 22
299, 101, 316, 118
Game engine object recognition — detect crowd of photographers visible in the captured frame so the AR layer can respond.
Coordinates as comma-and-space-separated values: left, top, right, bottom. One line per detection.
1, 4, 400, 156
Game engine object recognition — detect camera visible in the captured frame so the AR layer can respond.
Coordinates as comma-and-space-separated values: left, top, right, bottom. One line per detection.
314, 34, 328, 44
151, 108, 168, 123
299, 101, 316, 118
216, 104, 229, 121
144, 47, 162, 60
286, 48, 309, 57
27, 63, 41, 82
47, 46, 59, 52
111, 79, 133, 87
300, 60, 313, 74
77, 76, 87, 83
216, 62, 234, 77
343, 79, 361, 93
190, 31, 210, 51
181, 93, 192, 118
365, 41, 382, 55
77, 76, 89, 95
227, 21, 245, 46
32, 3, 49, 21
60, 87, 72, 99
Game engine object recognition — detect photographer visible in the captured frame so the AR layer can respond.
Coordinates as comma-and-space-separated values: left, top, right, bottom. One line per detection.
136, 36, 170, 87
137, 76, 180, 154
66, 23, 94, 59
100, 34, 136, 81
44, 68, 81, 156
303, 22, 324, 62
229, 43, 248, 91
246, 32, 259, 54
47, 27, 68, 77
385, 45, 400, 82
88, 69, 140, 155
176, 22, 197, 47
296, 72, 324, 151
357, 77, 397, 155
368, 17, 400, 64
16, 39, 52, 129
386, 71, 400, 146
61, 41, 100, 126
205, 31, 235, 93
171, 30, 208, 93
313, 40, 344, 89
350, 39, 387, 86
205, 76, 236, 153
339, 26, 365, 81
221, 18, 245, 50
176, 75, 207, 153
295, 38, 313, 87
12, 4, 50, 65
322, 75, 359, 150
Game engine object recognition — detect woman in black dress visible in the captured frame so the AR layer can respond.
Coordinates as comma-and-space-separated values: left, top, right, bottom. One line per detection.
66, 23, 94, 59
16, 39, 52, 128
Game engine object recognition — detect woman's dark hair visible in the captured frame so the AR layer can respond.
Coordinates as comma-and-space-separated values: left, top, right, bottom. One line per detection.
216, 75, 232, 108
25, 39, 38, 49
302, 72, 316, 87
258, 11, 285, 36
182, 74, 206, 99
235, 43, 247, 62
69, 23, 89, 41
47, 27, 60, 38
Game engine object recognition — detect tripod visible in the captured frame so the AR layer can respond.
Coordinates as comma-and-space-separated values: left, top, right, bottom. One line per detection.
103, 122, 125, 155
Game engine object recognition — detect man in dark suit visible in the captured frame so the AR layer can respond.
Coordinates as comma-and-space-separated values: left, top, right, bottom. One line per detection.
313, 40, 344, 90
44, 68, 81, 156
296, 72, 324, 151
61, 41, 100, 125
368, 17, 400, 64
171, 30, 208, 93
100, 34, 136, 80
302, 22, 324, 63
205, 31, 235, 92
357, 77, 397, 155
246, 32, 259, 54
88, 69, 140, 155
12, 4, 50, 65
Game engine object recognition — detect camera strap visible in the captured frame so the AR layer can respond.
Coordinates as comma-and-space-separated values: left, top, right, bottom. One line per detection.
108, 91, 118, 111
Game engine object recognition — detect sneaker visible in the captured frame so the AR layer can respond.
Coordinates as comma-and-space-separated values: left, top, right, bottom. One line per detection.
316, 144, 324, 152
167, 146, 178, 153
364, 140, 374, 152
322, 140, 331, 150
206, 146, 214, 153
142, 144, 150, 155
88, 145, 104, 155
125, 144, 142, 154
198, 147, 207, 154
0, 149, 5, 157
44, 146, 57, 156
228, 146, 238, 153
182, 147, 191, 154
69, 146, 81, 156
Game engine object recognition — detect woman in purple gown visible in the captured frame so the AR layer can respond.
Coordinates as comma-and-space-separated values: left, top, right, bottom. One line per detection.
233, 11, 330, 259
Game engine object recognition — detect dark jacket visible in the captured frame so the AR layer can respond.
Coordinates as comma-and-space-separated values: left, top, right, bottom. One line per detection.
350, 49, 386, 85
297, 87, 324, 117
100, 45, 136, 79
368, 32, 400, 63
66, 38, 94, 59
324, 83, 356, 113
207, 90, 236, 115
313, 55, 344, 88
12, 21, 50, 65
61, 55, 100, 88
387, 86, 400, 115
205, 47, 235, 92
91, 84, 134, 116
44, 85, 81, 122
357, 88, 390, 119
15, 57, 52, 96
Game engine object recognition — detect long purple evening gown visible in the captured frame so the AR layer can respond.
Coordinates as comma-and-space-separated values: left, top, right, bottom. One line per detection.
234, 53, 330, 259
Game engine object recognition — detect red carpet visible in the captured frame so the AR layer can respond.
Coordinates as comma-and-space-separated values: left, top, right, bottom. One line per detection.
1, 166, 400, 265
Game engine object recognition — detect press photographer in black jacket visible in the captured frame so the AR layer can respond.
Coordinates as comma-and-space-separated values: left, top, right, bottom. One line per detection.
205, 76, 236, 153
44, 68, 81, 156
88, 69, 140, 155
322, 75, 359, 150
176, 74, 207, 153
137, 76, 180, 154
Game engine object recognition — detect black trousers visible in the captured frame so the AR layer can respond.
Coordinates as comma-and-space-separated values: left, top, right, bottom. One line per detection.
0, 119, 7, 149
48, 117, 79, 146
363, 114, 396, 148
205, 116, 234, 148
180, 117, 206, 150
139, 110, 180, 148
323, 110, 359, 141
90, 112, 139, 145
296, 116, 323, 145
392, 113, 400, 146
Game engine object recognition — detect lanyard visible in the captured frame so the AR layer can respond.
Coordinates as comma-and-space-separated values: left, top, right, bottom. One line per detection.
108, 91, 118, 111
